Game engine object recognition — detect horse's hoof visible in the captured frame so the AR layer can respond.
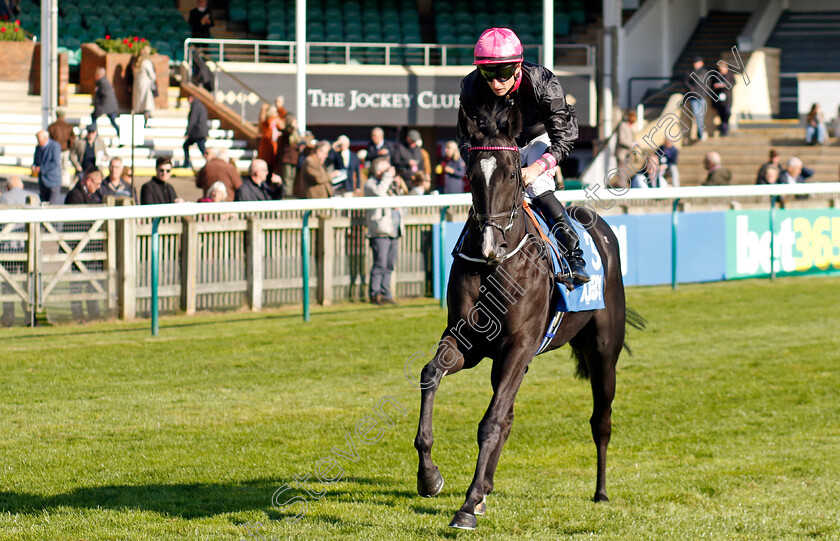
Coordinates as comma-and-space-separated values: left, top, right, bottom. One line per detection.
593, 491, 609, 502
449, 511, 477, 530
474, 496, 487, 516
417, 467, 444, 498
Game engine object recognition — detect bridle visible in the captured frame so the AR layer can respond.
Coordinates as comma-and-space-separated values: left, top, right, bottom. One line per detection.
468, 145, 524, 239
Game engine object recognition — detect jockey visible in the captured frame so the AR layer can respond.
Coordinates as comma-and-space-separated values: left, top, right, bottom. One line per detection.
458, 27, 589, 286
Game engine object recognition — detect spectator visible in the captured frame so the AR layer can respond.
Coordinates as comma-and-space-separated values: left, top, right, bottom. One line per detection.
392, 129, 424, 179
702, 151, 732, 185
189, 0, 213, 39
92, 67, 120, 137
712, 63, 736, 136
657, 138, 680, 187
779, 156, 813, 184
132, 45, 157, 126
0, 175, 39, 205
65, 167, 104, 321
756, 149, 782, 185
65, 165, 103, 205
121, 165, 134, 187
31, 130, 63, 205
70, 125, 108, 179
300, 140, 333, 199
276, 113, 301, 194
196, 148, 241, 201
141, 157, 183, 204
100, 157, 136, 202
199, 181, 228, 202
438, 140, 466, 194
805, 103, 827, 145
615, 110, 636, 173
329, 135, 361, 196
366, 127, 394, 166
47, 109, 75, 187
683, 56, 708, 142
417, 136, 432, 177
190, 46, 214, 92
763, 167, 780, 185
833, 105, 840, 138
235, 158, 282, 201
257, 104, 282, 171
275, 95, 287, 120
631, 157, 668, 189
183, 95, 208, 169
409, 171, 431, 195
365, 158, 402, 305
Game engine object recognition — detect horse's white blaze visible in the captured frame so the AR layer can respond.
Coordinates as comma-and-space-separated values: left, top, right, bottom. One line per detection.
480, 157, 497, 187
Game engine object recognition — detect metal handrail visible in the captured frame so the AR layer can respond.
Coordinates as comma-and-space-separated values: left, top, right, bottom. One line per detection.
184, 38, 593, 67
188, 45, 272, 122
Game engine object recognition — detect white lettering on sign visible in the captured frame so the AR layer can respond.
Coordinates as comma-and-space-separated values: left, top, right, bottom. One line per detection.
735, 215, 797, 274
348, 91, 412, 111
580, 273, 603, 304
417, 91, 459, 109
307, 89, 346, 108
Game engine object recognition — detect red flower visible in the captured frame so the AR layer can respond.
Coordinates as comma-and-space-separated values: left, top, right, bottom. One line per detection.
15, 19, 20, 25
122, 38, 129, 44
133, 36, 139, 41
128, 42, 132, 48
1, 27, 5, 33
14, 27, 19, 32
140, 38, 145, 42
105, 34, 110, 39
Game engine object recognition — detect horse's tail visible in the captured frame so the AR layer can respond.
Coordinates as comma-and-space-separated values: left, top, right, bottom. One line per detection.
572, 307, 647, 380
622, 307, 647, 357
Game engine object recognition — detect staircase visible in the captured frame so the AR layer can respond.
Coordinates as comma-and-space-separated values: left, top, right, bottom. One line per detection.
765, 11, 840, 119
0, 81, 256, 201
674, 121, 839, 186
641, 11, 751, 112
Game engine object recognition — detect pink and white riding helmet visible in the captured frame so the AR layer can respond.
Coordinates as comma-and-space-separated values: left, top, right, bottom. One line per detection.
473, 27, 524, 65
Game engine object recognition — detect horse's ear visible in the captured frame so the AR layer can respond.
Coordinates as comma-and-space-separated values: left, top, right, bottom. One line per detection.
458, 106, 478, 141
506, 103, 523, 140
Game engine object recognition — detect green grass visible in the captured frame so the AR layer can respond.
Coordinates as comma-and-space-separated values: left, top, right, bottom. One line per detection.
1, 276, 839, 540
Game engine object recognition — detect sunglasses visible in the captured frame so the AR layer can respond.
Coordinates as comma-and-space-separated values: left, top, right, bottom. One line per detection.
478, 63, 519, 83
157, 168, 172, 173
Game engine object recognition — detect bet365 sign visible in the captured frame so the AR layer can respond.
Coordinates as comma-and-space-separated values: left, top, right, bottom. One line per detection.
727, 209, 840, 278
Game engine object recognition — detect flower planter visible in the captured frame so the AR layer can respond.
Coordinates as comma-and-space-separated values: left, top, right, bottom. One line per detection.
0, 40, 69, 105
80, 42, 170, 110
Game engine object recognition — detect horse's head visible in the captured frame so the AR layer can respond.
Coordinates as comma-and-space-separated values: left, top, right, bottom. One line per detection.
459, 102, 523, 265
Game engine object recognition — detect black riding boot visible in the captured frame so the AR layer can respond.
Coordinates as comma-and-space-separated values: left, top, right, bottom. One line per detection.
531, 192, 590, 287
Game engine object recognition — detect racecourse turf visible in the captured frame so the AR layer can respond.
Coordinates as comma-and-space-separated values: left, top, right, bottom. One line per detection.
0, 276, 839, 540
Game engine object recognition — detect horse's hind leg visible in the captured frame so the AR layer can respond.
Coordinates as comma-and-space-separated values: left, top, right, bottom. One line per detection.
414, 334, 467, 498
572, 317, 622, 503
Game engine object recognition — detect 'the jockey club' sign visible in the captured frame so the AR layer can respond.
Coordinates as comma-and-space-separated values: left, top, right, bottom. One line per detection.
213, 68, 594, 127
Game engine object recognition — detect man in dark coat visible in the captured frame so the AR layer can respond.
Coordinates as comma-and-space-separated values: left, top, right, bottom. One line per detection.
65, 166, 102, 205
365, 127, 394, 167
92, 67, 120, 136
141, 157, 183, 204
702, 152, 732, 186
391, 129, 424, 180
196, 148, 241, 201
31, 130, 63, 205
183, 95, 208, 169
329, 135, 361, 195
189, 0, 214, 39
711, 63, 737, 136
235, 159, 282, 201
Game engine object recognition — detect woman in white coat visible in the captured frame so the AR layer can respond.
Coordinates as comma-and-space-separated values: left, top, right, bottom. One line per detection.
132, 46, 156, 126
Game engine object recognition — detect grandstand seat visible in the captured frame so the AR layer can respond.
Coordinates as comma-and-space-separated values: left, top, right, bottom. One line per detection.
554, 13, 570, 36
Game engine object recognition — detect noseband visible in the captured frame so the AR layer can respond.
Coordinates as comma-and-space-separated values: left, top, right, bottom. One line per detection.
468, 145, 524, 237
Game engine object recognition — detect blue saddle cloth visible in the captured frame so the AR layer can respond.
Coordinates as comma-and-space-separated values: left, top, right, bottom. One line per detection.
528, 207, 606, 313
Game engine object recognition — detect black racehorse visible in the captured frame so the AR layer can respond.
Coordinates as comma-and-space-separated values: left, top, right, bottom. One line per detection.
413, 101, 644, 530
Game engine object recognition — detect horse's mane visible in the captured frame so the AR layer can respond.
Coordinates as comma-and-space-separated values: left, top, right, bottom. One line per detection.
469, 99, 521, 144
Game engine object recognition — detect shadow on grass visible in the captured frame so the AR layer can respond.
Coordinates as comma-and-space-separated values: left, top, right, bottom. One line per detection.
0, 475, 435, 522
3, 301, 433, 341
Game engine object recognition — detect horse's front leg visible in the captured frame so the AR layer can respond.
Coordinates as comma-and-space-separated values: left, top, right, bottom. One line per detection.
414, 334, 467, 498
450, 355, 527, 530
